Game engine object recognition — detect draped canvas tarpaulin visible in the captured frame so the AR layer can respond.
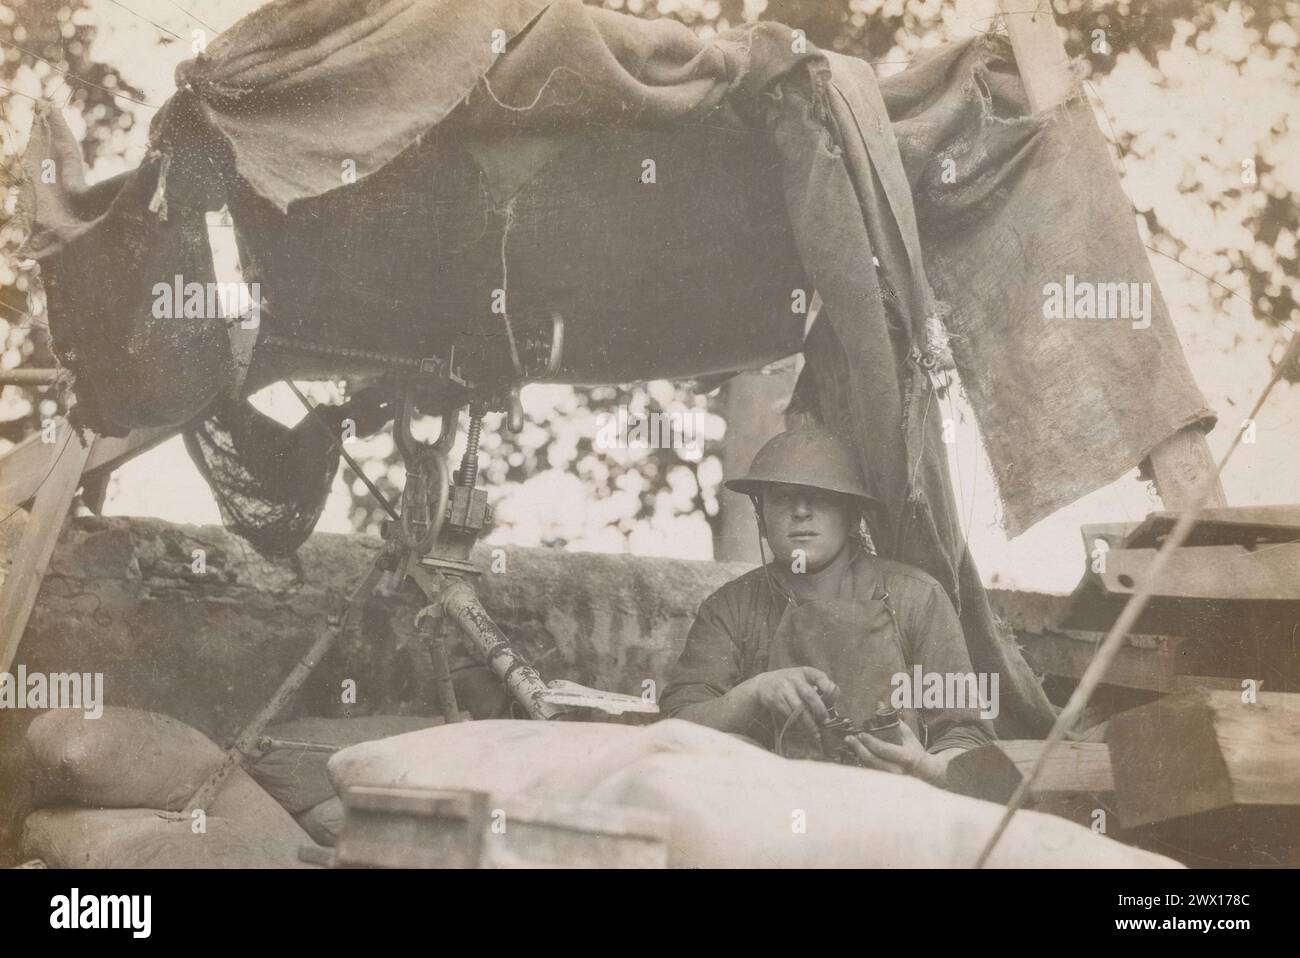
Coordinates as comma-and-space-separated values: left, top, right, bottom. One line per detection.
881, 39, 1216, 536
20, 0, 1217, 734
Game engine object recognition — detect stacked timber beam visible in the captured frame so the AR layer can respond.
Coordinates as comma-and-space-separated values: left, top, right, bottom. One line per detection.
989, 505, 1300, 704
950, 693, 1300, 868
984, 506, 1300, 864
1108, 690, 1300, 866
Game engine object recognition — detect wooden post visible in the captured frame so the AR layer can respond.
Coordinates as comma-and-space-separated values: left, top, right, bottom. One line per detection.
714, 365, 797, 561
1145, 435, 1226, 511
0, 369, 59, 387
998, 0, 1074, 113
997, 0, 1227, 511
0, 418, 176, 672
0, 425, 92, 675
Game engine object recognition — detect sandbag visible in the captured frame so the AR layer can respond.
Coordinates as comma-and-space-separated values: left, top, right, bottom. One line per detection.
296, 797, 343, 847
250, 715, 445, 813
25, 707, 321, 867
587, 750, 1175, 869
206, 767, 319, 868
329, 719, 1180, 869
328, 719, 698, 802
22, 808, 279, 869
26, 708, 223, 810
0, 710, 41, 863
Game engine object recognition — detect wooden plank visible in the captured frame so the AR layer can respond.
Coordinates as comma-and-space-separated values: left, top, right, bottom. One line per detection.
1079, 521, 1143, 556
0, 421, 177, 514
0, 427, 92, 675
997, 0, 1227, 513
1099, 543, 1300, 602
996, 0, 1074, 113
1107, 689, 1300, 828
996, 739, 1114, 795
1015, 627, 1241, 693
480, 797, 671, 869
1124, 505, 1300, 549
989, 587, 1296, 689
336, 786, 489, 869
947, 740, 1114, 829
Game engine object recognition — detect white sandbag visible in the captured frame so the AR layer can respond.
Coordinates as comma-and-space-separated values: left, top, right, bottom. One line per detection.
588, 749, 1178, 869
296, 797, 343, 847
327, 719, 734, 802
329, 719, 1180, 869
26, 708, 222, 810
251, 715, 444, 813
22, 808, 279, 869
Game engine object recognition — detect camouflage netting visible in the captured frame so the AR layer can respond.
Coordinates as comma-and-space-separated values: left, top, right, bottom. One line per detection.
182, 395, 341, 558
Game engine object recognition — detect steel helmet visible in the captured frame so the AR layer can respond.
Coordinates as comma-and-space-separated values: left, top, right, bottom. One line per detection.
723, 427, 882, 511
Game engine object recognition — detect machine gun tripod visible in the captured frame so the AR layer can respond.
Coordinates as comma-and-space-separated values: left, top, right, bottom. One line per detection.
377, 381, 657, 723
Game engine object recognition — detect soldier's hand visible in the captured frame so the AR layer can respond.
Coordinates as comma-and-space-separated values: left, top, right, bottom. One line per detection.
846, 722, 946, 784
745, 667, 837, 742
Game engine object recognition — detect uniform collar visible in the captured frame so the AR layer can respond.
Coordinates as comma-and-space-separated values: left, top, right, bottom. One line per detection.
764, 543, 877, 606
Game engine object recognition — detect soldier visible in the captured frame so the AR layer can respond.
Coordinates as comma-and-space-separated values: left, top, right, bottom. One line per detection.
660, 426, 993, 786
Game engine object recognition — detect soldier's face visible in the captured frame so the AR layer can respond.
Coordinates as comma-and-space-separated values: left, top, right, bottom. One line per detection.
760, 483, 854, 572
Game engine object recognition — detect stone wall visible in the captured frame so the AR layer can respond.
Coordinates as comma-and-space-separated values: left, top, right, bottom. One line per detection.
0, 516, 751, 743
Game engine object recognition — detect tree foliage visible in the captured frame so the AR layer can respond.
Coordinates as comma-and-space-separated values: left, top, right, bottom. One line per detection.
1, 0, 147, 443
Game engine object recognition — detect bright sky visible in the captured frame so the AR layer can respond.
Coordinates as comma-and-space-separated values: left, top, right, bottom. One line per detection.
10, 0, 1297, 593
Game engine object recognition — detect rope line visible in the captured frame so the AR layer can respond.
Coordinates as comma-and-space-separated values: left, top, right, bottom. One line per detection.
0, 37, 158, 109
161, 0, 218, 34
104, 0, 184, 40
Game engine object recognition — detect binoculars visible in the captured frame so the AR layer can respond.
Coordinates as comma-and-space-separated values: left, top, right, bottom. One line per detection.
818, 703, 904, 764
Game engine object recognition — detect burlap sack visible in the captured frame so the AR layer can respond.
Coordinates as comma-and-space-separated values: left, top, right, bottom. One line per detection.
26, 708, 222, 811
296, 797, 343, 847
250, 715, 444, 813
25, 707, 319, 867
328, 719, 1180, 869
22, 808, 278, 869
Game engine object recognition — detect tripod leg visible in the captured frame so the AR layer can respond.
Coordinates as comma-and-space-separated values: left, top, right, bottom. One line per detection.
186, 552, 387, 815
416, 601, 463, 724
